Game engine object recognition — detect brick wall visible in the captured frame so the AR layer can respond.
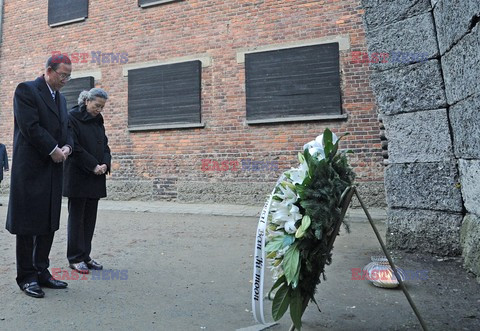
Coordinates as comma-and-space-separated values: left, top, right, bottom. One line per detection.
0, 0, 384, 205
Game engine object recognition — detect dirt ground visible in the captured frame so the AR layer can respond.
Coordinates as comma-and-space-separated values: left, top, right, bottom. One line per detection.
0, 201, 479, 330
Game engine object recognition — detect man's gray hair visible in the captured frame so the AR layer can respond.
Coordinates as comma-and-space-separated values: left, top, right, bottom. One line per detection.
78, 88, 109, 106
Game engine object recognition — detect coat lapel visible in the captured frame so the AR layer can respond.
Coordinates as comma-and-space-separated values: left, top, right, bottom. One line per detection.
35, 76, 60, 119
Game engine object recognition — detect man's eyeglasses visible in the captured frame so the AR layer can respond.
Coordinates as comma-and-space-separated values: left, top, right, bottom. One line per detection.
51, 67, 71, 81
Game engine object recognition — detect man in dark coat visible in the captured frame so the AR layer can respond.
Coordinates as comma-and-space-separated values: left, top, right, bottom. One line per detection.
0, 143, 9, 206
5, 55, 74, 298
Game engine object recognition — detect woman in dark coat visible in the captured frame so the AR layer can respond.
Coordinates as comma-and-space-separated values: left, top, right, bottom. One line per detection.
63, 88, 111, 274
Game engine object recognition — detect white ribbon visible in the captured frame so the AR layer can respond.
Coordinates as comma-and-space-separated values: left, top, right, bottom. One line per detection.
252, 175, 284, 324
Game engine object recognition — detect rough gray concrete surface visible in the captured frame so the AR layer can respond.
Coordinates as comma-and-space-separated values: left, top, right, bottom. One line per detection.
458, 159, 480, 216
349, 181, 387, 208
1, 176, 387, 208
383, 109, 453, 163
369, 60, 447, 115
386, 208, 462, 256
107, 180, 155, 200
450, 93, 480, 159
461, 214, 480, 280
362, 0, 480, 271
442, 24, 480, 104
176, 181, 272, 205
361, 0, 431, 29
366, 12, 438, 71
433, 0, 480, 54
384, 162, 462, 212
0, 199, 479, 330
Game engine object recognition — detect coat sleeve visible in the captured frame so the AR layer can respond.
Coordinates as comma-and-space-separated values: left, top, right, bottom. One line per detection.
2, 146, 8, 170
14, 83, 58, 155
63, 97, 74, 151
69, 117, 100, 173
102, 127, 112, 174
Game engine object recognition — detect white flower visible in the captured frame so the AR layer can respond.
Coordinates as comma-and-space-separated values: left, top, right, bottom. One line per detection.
287, 156, 309, 185
277, 245, 290, 257
274, 183, 298, 205
303, 132, 338, 160
271, 204, 302, 225
284, 220, 298, 234
269, 263, 284, 281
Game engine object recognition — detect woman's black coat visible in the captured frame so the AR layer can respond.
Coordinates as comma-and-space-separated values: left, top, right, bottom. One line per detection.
63, 105, 111, 199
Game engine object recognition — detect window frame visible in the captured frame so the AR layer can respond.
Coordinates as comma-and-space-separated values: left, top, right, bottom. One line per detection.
127, 60, 204, 132
138, 0, 182, 8
60, 76, 95, 111
48, 0, 88, 27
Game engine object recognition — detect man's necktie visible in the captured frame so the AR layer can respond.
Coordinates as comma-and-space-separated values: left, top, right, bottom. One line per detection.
52, 91, 56, 101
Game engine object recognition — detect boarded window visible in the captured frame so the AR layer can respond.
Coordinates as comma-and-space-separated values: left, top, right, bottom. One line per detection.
128, 61, 201, 128
48, 0, 88, 27
61, 77, 94, 111
138, 0, 182, 8
245, 43, 342, 122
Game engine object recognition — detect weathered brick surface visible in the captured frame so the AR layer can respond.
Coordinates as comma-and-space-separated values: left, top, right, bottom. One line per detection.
0, 0, 384, 203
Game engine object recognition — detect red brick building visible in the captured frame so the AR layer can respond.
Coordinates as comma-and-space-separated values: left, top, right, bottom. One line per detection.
0, 0, 384, 205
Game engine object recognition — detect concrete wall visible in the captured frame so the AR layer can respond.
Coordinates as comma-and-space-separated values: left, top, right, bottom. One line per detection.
362, 0, 480, 281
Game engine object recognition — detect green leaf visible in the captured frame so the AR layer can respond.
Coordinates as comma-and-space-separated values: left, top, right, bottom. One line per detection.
272, 283, 291, 321
295, 227, 305, 239
298, 152, 305, 164
295, 215, 311, 239
268, 275, 286, 300
330, 141, 339, 161
283, 245, 300, 285
266, 251, 277, 259
323, 128, 333, 159
265, 237, 284, 253
301, 215, 311, 231
283, 235, 295, 248
290, 289, 303, 330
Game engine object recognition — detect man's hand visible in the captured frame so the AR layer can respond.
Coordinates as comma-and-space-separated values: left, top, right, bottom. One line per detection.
93, 164, 107, 175
61, 145, 71, 160
51, 147, 66, 163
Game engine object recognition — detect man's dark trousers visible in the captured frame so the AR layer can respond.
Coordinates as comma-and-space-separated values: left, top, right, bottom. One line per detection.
16, 233, 55, 287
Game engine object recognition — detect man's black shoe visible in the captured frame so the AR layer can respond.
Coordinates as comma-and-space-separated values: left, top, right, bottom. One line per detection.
22, 282, 45, 298
40, 277, 68, 289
